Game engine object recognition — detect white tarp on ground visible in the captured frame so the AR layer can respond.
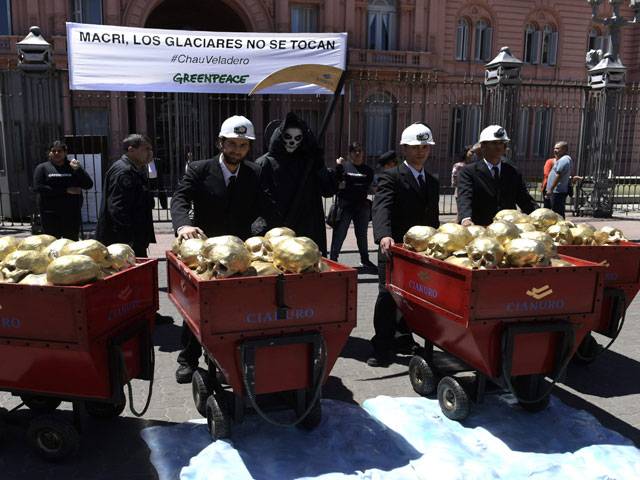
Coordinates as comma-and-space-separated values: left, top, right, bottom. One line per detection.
66, 23, 347, 95
140, 396, 640, 480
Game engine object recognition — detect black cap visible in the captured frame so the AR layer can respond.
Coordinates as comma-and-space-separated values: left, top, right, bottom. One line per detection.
377, 150, 397, 167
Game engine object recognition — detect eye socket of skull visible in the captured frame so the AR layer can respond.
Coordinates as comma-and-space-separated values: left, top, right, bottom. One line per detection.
283, 128, 303, 152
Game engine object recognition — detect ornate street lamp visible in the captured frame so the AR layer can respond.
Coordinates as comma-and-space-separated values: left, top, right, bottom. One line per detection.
577, 1, 640, 217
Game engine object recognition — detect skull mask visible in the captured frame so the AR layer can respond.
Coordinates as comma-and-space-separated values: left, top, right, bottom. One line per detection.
283, 127, 303, 153
466, 237, 504, 269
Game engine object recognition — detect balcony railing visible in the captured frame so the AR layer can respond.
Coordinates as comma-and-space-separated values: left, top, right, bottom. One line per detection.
349, 48, 438, 69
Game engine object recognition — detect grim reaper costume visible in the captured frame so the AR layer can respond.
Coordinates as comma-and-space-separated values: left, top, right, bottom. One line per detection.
255, 113, 342, 256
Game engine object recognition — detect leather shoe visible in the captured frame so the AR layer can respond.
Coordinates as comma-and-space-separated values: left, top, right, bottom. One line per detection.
175, 364, 195, 384
359, 259, 378, 270
394, 339, 420, 355
366, 351, 393, 368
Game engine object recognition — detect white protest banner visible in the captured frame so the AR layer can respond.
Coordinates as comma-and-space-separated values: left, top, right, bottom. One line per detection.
67, 23, 347, 95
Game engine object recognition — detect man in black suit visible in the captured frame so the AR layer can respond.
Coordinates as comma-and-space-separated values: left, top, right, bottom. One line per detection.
170, 115, 279, 383
457, 125, 537, 227
369, 123, 440, 367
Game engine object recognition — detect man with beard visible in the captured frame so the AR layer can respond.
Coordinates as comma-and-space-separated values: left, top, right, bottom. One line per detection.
170, 115, 279, 383
255, 112, 342, 256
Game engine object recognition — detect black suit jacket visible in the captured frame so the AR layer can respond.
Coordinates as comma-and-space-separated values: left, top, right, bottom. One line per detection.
456, 160, 537, 226
372, 163, 440, 244
170, 157, 279, 240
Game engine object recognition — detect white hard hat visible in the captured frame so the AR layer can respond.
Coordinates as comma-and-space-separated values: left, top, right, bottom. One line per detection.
400, 123, 436, 146
219, 115, 255, 140
478, 125, 510, 143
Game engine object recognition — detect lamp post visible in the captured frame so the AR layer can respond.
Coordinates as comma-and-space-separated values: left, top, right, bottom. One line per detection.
16, 26, 53, 73
578, 1, 640, 217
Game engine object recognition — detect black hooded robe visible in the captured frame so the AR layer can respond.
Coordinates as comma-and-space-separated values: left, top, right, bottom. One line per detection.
255, 113, 341, 256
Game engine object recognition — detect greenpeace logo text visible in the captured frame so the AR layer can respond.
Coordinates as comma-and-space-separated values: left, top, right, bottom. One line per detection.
173, 73, 249, 85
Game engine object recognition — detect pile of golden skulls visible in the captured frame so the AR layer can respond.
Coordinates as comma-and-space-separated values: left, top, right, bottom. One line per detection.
403, 208, 628, 269
173, 227, 329, 279
0, 235, 136, 285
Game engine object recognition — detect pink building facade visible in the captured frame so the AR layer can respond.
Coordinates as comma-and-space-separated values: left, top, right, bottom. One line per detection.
1, 0, 639, 197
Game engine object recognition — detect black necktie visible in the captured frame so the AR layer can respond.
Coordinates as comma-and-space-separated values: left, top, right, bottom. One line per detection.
227, 175, 236, 195
417, 174, 426, 190
492, 166, 499, 180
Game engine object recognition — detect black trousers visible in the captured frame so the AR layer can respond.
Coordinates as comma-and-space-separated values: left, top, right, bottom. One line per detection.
41, 211, 81, 241
177, 323, 202, 367
370, 248, 412, 355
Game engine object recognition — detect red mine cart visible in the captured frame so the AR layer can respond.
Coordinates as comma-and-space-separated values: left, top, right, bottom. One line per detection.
558, 241, 640, 361
166, 251, 357, 439
0, 259, 158, 460
387, 245, 605, 421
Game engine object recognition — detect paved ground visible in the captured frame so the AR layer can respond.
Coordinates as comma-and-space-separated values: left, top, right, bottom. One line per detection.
1, 214, 640, 479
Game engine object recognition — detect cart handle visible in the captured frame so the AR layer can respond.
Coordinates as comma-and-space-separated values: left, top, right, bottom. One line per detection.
240, 333, 328, 428
500, 320, 575, 405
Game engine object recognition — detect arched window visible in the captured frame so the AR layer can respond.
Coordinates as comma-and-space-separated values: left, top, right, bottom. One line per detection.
455, 19, 470, 61
474, 20, 493, 62
367, 0, 397, 51
364, 93, 395, 156
541, 25, 558, 66
523, 24, 539, 64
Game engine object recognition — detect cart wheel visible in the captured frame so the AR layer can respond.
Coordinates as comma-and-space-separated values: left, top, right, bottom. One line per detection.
192, 369, 213, 417
409, 356, 436, 396
27, 415, 79, 461
574, 333, 602, 364
85, 400, 126, 419
437, 377, 470, 421
20, 395, 62, 413
512, 375, 550, 413
206, 395, 231, 440
297, 400, 322, 431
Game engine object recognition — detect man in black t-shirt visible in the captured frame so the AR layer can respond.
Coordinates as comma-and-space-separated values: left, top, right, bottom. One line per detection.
33, 140, 94, 240
329, 142, 375, 268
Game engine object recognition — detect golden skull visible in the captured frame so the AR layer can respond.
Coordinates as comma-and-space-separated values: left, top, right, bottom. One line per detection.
424, 232, 460, 260
515, 223, 537, 234
171, 238, 181, 255
570, 225, 596, 245
44, 238, 74, 260
466, 225, 487, 239
529, 208, 560, 231
107, 244, 137, 270
486, 221, 520, 245
444, 256, 473, 269
4, 250, 50, 274
264, 227, 296, 242
245, 236, 270, 261
272, 236, 321, 273
556, 220, 576, 229
18, 235, 55, 251
61, 240, 111, 267
505, 238, 549, 267
178, 238, 205, 268
599, 226, 627, 245
47, 254, 100, 285
265, 235, 292, 253
19, 273, 50, 286
546, 224, 574, 246
494, 209, 525, 224
204, 242, 253, 278
438, 223, 473, 247
403, 226, 437, 252
519, 231, 557, 258
0, 236, 19, 261
201, 235, 245, 257
250, 260, 281, 276
466, 236, 505, 269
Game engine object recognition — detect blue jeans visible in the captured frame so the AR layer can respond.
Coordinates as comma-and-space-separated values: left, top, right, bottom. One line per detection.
551, 192, 568, 218
329, 203, 371, 262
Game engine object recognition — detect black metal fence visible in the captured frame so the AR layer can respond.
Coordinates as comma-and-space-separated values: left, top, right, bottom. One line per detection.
1, 69, 640, 229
